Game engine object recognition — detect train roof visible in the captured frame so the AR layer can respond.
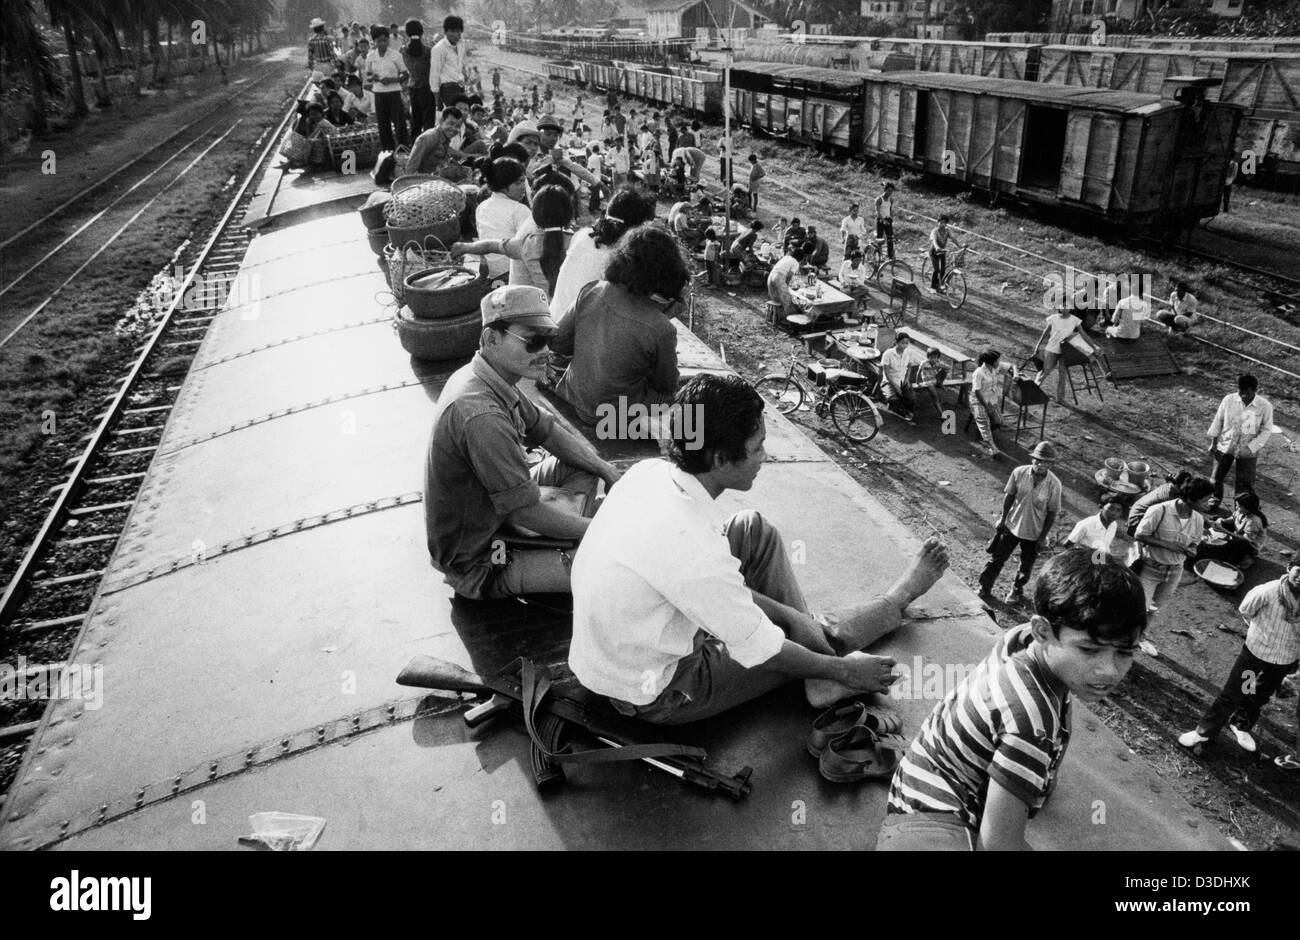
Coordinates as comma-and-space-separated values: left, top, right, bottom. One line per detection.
0, 159, 1231, 852
730, 61, 867, 91
875, 70, 1195, 114
1039, 43, 1300, 61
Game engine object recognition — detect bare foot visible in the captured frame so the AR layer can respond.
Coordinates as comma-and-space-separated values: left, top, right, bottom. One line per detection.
893, 536, 950, 604
805, 652, 898, 708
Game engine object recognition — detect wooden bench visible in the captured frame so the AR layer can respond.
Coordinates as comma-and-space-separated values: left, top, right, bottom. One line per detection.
900, 327, 975, 410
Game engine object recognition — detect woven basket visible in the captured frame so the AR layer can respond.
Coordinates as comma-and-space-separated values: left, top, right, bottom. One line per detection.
383, 178, 466, 228
328, 125, 383, 171
383, 239, 453, 304
308, 133, 332, 167
386, 218, 461, 255
280, 128, 310, 164
393, 306, 482, 361
359, 191, 391, 230
366, 226, 391, 257
404, 265, 493, 320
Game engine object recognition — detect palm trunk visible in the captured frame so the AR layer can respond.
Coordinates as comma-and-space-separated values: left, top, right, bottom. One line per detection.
132, 26, 146, 94
62, 18, 89, 117
26, 53, 50, 135
91, 35, 112, 106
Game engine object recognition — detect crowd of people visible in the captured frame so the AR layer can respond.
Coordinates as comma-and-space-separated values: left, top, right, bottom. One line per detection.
297, 13, 1300, 845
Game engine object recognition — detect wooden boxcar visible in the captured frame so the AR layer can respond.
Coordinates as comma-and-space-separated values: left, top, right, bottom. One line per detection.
988, 33, 1300, 53
859, 71, 1241, 229
850, 39, 1043, 81
1038, 46, 1300, 176
731, 62, 867, 152
544, 60, 584, 84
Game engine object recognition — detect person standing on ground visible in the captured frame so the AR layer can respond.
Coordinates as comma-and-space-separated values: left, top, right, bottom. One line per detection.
365, 27, 409, 151
978, 441, 1063, 605
1131, 475, 1214, 617
748, 153, 764, 211
1063, 496, 1125, 558
1035, 306, 1082, 402
970, 349, 1005, 459
840, 202, 867, 259
429, 16, 469, 113
1206, 373, 1274, 509
492, 66, 500, 94
874, 181, 896, 259
403, 19, 435, 138
1179, 561, 1300, 756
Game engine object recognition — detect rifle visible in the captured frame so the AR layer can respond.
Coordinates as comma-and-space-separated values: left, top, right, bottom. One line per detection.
396, 655, 753, 800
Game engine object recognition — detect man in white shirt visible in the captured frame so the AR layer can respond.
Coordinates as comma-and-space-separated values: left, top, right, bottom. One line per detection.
879, 331, 927, 419
837, 250, 869, 301
1206, 373, 1274, 507
341, 75, 374, 123
1064, 497, 1125, 559
840, 202, 867, 258
568, 373, 951, 724
1156, 281, 1199, 332
365, 27, 408, 150
1106, 289, 1149, 340
429, 15, 469, 111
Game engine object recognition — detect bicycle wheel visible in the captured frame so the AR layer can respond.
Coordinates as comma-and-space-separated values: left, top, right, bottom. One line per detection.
754, 374, 805, 414
874, 258, 913, 287
829, 390, 882, 443
945, 270, 967, 309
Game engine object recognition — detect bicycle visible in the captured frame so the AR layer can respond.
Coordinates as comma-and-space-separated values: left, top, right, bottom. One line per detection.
921, 245, 969, 310
753, 340, 883, 443
866, 237, 913, 287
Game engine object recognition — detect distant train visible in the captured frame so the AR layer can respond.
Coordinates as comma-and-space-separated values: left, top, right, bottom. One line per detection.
531, 47, 1241, 231
737, 36, 1300, 179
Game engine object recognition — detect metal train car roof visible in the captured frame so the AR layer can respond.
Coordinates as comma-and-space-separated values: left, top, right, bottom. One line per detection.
0, 164, 1229, 851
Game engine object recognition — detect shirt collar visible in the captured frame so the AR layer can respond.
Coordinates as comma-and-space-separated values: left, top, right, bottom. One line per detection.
470, 352, 521, 412
668, 464, 726, 527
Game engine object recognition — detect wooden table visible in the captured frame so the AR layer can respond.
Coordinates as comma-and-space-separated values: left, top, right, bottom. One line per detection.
783, 279, 854, 333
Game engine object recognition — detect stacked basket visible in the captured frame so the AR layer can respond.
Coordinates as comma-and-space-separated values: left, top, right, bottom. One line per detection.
327, 125, 382, 171
393, 265, 493, 361
384, 178, 465, 251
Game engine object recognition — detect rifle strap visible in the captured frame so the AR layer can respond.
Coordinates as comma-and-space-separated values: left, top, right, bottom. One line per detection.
521, 660, 708, 764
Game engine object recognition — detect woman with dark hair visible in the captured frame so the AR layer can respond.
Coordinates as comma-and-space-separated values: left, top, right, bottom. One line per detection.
471, 157, 530, 281
452, 184, 573, 295
1196, 490, 1269, 568
1132, 475, 1215, 616
549, 187, 657, 320
551, 226, 686, 427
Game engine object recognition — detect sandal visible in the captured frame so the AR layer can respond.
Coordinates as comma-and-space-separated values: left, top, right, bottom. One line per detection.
819, 726, 909, 783
1275, 753, 1300, 771
806, 700, 902, 757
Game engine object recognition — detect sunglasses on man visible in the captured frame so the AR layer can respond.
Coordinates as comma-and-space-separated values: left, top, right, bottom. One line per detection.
502, 327, 552, 353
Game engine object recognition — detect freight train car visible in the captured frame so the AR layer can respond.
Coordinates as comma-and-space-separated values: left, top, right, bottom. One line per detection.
859, 72, 1241, 230
730, 62, 868, 152
987, 32, 1300, 53
545, 59, 584, 84
578, 59, 723, 119
1037, 45, 1300, 178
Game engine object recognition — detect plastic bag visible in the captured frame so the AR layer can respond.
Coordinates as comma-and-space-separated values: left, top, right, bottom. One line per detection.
239, 812, 326, 851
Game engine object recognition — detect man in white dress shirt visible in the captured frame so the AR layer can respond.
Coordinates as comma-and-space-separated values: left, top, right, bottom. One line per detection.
1206, 373, 1274, 508
429, 15, 469, 111
568, 374, 951, 724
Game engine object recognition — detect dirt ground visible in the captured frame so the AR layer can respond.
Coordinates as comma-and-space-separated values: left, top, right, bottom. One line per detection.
480, 46, 1298, 849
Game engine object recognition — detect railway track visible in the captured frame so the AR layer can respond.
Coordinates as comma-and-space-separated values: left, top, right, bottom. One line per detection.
0, 86, 302, 776
0, 64, 296, 349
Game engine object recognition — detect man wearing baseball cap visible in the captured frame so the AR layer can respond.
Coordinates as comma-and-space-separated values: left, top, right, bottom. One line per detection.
424, 286, 621, 600
978, 440, 1063, 605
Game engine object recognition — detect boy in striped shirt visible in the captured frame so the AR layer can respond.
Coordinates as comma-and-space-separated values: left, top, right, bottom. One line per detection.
879, 550, 1146, 851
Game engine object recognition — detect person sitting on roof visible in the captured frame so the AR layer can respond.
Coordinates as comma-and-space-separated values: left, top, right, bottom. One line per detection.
423, 285, 621, 600
323, 91, 355, 128
404, 106, 474, 181
568, 372, 952, 726
552, 226, 684, 429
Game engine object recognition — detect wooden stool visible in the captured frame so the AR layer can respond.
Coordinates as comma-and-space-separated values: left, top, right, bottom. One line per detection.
785, 313, 814, 334
764, 302, 781, 326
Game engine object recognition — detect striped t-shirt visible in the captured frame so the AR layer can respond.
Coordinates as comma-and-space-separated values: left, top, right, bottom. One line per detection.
886, 623, 1072, 830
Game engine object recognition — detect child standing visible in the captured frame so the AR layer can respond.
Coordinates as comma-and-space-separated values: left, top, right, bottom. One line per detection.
703, 229, 721, 288
748, 153, 764, 211
878, 550, 1146, 851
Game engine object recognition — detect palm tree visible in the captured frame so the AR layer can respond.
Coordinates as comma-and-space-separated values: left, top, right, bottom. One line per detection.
2, 0, 66, 135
